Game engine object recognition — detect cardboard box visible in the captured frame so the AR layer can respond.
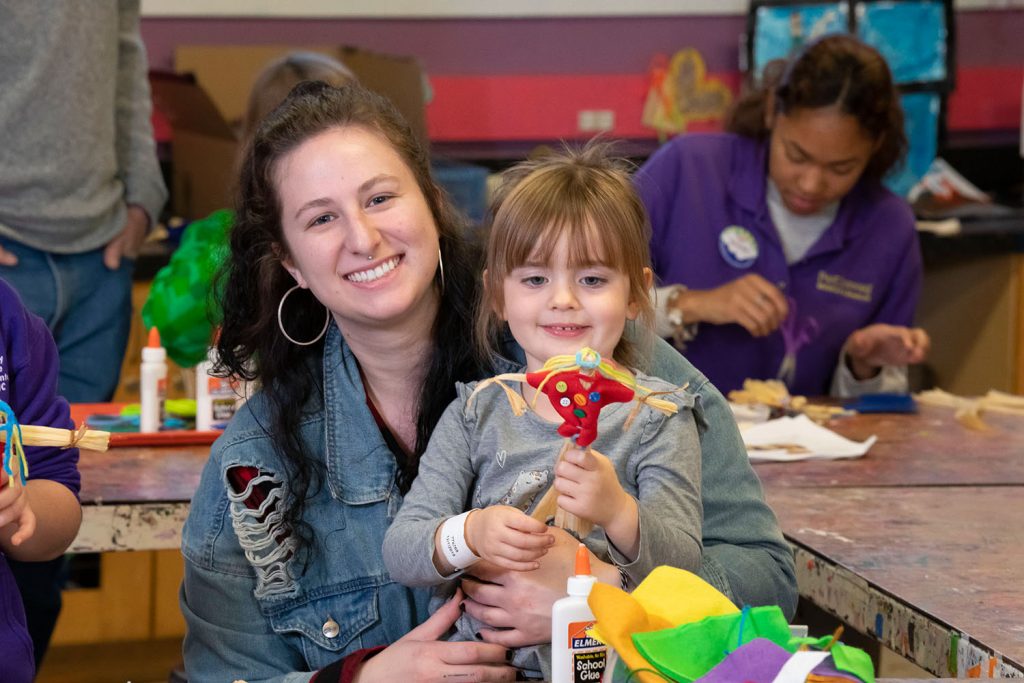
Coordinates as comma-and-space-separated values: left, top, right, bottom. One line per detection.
149, 71, 239, 219
154, 45, 429, 220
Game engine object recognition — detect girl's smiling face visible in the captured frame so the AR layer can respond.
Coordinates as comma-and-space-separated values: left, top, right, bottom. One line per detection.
500, 231, 642, 372
275, 125, 441, 332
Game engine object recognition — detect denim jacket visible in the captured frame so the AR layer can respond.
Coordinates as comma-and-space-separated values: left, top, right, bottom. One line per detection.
181, 323, 430, 683
181, 324, 796, 683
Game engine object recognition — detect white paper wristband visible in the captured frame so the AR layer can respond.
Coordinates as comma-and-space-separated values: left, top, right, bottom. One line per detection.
440, 510, 480, 569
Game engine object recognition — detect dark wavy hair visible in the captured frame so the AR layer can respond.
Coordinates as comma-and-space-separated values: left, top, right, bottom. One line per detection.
216, 81, 487, 551
727, 34, 907, 180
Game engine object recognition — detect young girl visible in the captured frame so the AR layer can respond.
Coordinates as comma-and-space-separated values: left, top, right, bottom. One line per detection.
383, 145, 703, 678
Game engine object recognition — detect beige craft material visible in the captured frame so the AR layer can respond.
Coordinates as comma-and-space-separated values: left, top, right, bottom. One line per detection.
728, 379, 848, 422
915, 387, 1024, 431
0, 424, 110, 452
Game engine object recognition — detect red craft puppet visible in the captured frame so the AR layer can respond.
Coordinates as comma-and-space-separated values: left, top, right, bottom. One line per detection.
468, 348, 680, 536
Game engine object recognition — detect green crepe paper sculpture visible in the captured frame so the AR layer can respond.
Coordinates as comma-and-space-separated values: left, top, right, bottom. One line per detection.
142, 209, 233, 367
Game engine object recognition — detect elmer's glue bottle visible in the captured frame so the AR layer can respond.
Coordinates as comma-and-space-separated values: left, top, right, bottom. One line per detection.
195, 330, 244, 431
551, 544, 607, 683
140, 327, 167, 433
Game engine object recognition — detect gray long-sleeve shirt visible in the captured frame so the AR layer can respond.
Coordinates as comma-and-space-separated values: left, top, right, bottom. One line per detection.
383, 369, 702, 674
0, 0, 167, 253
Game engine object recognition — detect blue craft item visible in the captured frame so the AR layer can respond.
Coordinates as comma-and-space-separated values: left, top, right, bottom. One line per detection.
843, 393, 917, 413
0, 398, 28, 486
85, 412, 187, 432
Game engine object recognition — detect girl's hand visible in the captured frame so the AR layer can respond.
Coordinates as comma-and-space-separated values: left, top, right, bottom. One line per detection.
0, 470, 37, 547
353, 589, 514, 683
844, 324, 931, 379
553, 448, 628, 528
554, 448, 639, 559
460, 528, 619, 648
684, 274, 788, 337
465, 506, 553, 572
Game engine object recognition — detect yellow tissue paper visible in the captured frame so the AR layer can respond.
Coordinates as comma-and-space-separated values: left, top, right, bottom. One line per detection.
588, 566, 739, 683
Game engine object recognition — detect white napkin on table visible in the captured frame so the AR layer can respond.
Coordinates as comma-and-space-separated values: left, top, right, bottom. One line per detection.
741, 414, 876, 462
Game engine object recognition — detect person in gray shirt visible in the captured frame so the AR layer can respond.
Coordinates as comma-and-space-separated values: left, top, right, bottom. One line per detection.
383, 146, 703, 678
0, 1, 167, 403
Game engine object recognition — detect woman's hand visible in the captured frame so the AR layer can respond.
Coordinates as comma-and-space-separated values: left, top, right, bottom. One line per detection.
353, 589, 514, 683
844, 324, 931, 379
465, 506, 554, 572
680, 274, 788, 337
460, 527, 618, 648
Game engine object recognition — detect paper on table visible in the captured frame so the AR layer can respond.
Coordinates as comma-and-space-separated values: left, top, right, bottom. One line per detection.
741, 414, 876, 462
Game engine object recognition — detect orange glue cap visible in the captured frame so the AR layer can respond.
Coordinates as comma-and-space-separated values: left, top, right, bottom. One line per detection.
574, 543, 591, 576
147, 327, 162, 347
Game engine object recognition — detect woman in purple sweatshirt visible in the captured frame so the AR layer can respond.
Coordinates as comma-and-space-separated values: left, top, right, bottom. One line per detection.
0, 278, 81, 683
638, 35, 930, 397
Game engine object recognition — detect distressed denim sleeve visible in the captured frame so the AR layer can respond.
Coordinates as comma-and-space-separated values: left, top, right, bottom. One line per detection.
648, 337, 798, 617
181, 447, 312, 683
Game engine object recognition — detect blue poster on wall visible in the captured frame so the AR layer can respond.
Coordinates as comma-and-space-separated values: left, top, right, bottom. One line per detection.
885, 92, 941, 197
752, 3, 848, 80
856, 1, 947, 85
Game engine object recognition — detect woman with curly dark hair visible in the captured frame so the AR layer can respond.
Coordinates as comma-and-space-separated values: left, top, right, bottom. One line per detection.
639, 34, 930, 398
180, 81, 795, 682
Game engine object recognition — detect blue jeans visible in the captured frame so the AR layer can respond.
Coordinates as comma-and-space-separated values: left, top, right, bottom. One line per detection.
0, 237, 134, 402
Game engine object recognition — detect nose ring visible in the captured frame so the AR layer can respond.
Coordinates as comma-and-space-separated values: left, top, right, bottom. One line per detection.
367, 254, 374, 260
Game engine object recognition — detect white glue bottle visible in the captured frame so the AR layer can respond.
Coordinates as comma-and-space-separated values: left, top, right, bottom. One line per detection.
195, 338, 242, 431
140, 327, 167, 433
551, 543, 607, 683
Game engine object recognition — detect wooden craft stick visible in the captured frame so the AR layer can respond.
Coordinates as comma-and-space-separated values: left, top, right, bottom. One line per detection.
0, 424, 110, 452
529, 439, 594, 539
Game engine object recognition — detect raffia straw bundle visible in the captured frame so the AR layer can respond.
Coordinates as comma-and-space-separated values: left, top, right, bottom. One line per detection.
0, 424, 110, 452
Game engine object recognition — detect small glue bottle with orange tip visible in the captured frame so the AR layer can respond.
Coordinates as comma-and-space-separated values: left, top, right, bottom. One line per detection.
551, 543, 607, 683
140, 327, 167, 433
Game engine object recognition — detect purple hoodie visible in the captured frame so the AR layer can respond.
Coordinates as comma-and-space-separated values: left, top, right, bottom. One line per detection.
637, 133, 921, 396
0, 277, 80, 683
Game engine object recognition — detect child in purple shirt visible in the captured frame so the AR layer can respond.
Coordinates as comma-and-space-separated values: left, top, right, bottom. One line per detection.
0, 278, 81, 683
638, 35, 930, 397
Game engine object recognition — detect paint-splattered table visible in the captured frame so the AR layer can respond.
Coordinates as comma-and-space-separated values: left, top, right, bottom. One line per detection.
72, 443, 208, 552
753, 404, 1024, 489
764, 485, 1024, 678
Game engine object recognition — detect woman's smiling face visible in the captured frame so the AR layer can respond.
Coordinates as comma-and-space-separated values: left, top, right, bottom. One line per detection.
275, 125, 441, 332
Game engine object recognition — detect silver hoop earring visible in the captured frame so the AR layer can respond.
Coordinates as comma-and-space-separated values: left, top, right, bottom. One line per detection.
277, 284, 330, 346
437, 247, 446, 295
